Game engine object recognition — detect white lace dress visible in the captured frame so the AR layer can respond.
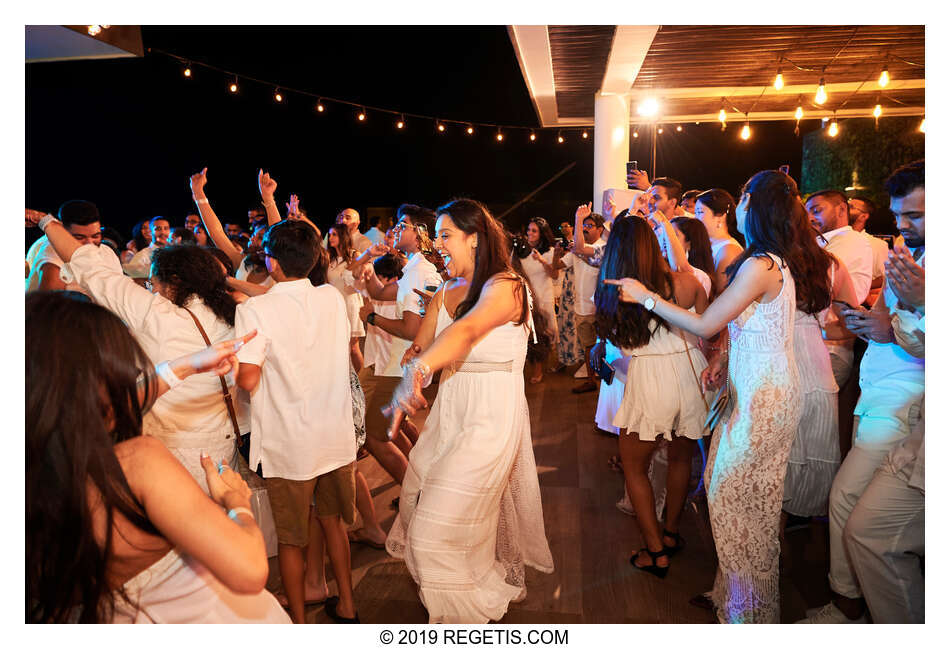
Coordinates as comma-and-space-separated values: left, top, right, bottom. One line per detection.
385, 293, 554, 623
705, 253, 802, 623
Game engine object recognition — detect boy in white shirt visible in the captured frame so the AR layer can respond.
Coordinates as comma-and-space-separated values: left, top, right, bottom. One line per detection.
235, 220, 358, 624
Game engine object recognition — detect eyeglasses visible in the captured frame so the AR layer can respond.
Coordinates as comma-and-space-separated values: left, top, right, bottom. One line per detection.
582, 223, 595, 231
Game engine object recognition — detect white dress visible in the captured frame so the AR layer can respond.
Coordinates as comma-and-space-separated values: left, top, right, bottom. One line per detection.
520, 249, 558, 341
706, 253, 802, 623
385, 292, 554, 623
112, 549, 290, 623
327, 257, 366, 338
783, 311, 839, 517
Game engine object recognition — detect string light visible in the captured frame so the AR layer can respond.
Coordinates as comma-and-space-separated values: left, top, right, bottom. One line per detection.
316, 99, 325, 112
229, 76, 238, 93
919, 118, 926, 133
87, 25, 109, 36
437, 122, 445, 133
676, 125, 682, 132
357, 108, 366, 121
718, 98, 727, 130
773, 69, 784, 91
496, 128, 504, 142
274, 88, 283, 103
183, 64, 192, 78
557, 131, 564, 143
466, 125, 474, 135
529, 131, 536, 141
582, 130, 589, 139
396, 115, 405, 129
740, 115, 751, 141
878, 65, 890, 88
636, 97, 660, 118
795, 104, 804, 121
633, 131, 639, 138
828, 113, 839, 137
657, 127, 663, 134
873, 104, 882, 118
815, 76, 827, 105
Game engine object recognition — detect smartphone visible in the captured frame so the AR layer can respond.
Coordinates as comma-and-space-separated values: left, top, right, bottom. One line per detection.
554, 237, 566, 247
626, 160, 638, 189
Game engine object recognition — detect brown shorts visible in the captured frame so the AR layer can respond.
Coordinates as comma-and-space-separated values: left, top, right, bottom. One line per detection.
265, 462, 356, 547
575, 312, 597, 348
358, 366, 401, 442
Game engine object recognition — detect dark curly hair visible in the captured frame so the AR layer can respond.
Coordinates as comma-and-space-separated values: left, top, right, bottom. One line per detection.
595, 216, 673, 349
527, 217, 555, 255
726, 170, 834, 315
150, 245, 237, 326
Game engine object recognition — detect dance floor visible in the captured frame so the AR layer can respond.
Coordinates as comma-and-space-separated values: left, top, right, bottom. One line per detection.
265, 365, 837, 623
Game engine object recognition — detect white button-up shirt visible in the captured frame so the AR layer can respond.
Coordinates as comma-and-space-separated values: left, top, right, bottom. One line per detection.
67, 244, 250, 444
561, 238, 606, 316
819, 225, 873, 303
235, 280, 355, 480
123, 243, 162, 279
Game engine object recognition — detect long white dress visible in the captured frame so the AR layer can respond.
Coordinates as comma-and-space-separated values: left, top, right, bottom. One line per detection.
385, 292, 555, 623
327, 257, 366, 338
783, 311, 839, 516
706, 253, 802, 624
520, 249, 558, 341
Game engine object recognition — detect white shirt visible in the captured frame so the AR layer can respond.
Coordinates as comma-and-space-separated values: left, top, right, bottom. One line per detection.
372, 252, 443, 377
562, 238, 606, 316
819, 225, 873, 304
123, 243, 162, 279
363, 299, 401, 375
25, 235, 122, 295
520, 248, 556, 314
861, 230, 888, 282
67, 244, 250, 443
364, 227, 386, 246
235, 280, 355, 479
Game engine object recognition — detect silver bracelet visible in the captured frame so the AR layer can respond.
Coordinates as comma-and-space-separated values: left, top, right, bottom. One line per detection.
37, 214, 58, 231
406, 357, 433, 388
227, 507, 255, 522
155, 361, 183, 389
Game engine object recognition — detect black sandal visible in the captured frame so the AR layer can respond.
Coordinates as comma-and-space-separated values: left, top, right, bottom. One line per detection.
325, 596, 360, 624
630, 547, 670, 578
662, 529, 686, 556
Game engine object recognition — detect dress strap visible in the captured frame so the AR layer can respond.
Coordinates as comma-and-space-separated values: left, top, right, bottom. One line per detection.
521, 277, 538, 344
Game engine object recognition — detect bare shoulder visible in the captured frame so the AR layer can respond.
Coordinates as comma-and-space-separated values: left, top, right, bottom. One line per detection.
114, 436, 186, 497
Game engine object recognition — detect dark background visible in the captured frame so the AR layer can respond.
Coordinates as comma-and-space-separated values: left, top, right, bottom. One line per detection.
26, 26, 814, 248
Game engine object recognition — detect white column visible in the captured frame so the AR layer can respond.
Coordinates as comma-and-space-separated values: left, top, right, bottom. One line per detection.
593, 93, 630, 217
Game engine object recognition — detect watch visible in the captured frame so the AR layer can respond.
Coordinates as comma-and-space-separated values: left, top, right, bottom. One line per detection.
367, 312, 377, 325
643, 294, 657, 311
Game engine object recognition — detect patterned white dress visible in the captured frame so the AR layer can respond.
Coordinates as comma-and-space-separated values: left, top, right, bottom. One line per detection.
386, 289, 554, 623
705, 253, 802, 623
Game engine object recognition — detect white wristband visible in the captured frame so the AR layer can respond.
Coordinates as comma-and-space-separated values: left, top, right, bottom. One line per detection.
194, 198, 210, 205
227, 507, 255, 522
38, 214, 58, 231
155, 361, 183, 389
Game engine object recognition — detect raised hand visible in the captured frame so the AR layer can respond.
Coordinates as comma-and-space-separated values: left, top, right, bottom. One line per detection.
190, 167, 209, 197
575, 202, 593, 222
368, 242, 391, 258
603, 197, 617, 220
632, 192, 650, 217
627, 168, 650, 191
25, 208, 46, 227
286, 193, 300, 218
257, 169, 277, 200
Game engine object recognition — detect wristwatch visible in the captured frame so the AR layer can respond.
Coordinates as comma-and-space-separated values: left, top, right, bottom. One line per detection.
643, 294, 657, 311
367, 312, 377, 325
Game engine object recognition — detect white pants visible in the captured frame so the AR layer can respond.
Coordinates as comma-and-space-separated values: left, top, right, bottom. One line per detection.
844, 464, 924, 623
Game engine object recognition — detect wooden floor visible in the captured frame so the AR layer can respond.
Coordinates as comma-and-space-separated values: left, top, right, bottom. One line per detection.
266, 364, 835, 624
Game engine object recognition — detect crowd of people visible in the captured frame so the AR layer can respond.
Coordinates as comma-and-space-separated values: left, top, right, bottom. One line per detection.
25, 156, 924, 625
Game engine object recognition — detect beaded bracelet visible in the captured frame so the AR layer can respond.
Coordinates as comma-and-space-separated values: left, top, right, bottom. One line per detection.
227, 507, 255, 522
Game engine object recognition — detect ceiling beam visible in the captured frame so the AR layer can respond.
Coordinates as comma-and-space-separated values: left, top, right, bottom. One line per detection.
631, 78, 925, 100
600, 25, 659, 95
508, 26, 558, 127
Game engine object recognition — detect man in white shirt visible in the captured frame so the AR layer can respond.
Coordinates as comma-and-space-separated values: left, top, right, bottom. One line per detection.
26, 200, 111, 293
357, 204, 442, 483
235, 220, 358, 624
556, 203, 607, 394
123, 216, 171, 279
848, 196, 888, 306
337, 207, 372, 253
363, 214, 389, 246
799, 159, 925, 625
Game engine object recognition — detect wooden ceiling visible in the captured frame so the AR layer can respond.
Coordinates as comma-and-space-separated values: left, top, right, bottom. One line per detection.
539, 24, 925, 124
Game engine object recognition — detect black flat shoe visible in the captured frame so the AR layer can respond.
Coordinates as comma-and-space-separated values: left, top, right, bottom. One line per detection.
325, 596, 360, 624
630, 547, 670, 579
662, 528, 686, 556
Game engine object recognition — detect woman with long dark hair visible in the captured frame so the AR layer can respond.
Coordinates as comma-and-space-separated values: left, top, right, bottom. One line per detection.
384, 198, 553, 623
328, 223, 367, 370
694, 189, 745, 295
26, 291, 287, 623
607, 170, 811, 623
28, 211, 250, 496
519, 217, 559, 382
595, 216, 709, 577
123, 220, 152, 264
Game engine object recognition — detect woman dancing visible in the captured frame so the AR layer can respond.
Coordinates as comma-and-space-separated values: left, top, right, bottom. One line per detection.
607, 170, 824, 623
384, 198, 554, 623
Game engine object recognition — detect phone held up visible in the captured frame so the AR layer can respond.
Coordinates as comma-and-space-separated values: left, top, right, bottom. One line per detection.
626, 160, 638, 189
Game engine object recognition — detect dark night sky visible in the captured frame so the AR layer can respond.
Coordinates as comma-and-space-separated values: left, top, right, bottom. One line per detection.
26, 26, 816, 246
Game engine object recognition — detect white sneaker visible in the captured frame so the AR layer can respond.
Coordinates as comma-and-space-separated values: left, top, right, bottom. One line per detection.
796, 603, 867, 624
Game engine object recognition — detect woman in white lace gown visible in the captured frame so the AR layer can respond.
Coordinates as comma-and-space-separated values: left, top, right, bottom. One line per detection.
385, 199, 554, 623
609, 170, 835, 623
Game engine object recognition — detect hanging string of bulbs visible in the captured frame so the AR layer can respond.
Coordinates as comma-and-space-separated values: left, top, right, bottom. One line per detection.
151, 47, 592, 145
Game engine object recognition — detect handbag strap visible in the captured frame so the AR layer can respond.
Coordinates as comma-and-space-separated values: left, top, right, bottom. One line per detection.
182, 307, 243, 445
667, 291, 709, 413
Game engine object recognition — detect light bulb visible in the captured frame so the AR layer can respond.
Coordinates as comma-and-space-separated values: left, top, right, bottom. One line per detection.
919, 118, 925, 133
87, 25, 102, 36
657, 127, 663, 134
316, 102, 324, 112
467, 126, 474, 135
828, 120, 839, 137
740, 123, 751, 140
496, 131, 504, 142
873, 104, 882, 118
636, 98, 659, 118
529, 132, 536, 141
357, 111, 366, 121
773, 72, 784, 91
676, 125, 682, 132
718, 108, 727, 123
183, 67, 192, 78
582, 131, 588, 139
437, 123, 445, 132
795, 105, 804, 120
274, 90, 283, 103
557, 134, 564, 143
396, 120, 404, 129
878, 66, 889, 88
633, 131, 639, 138
229, 82, 238, 93
815, 78, 827, 105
